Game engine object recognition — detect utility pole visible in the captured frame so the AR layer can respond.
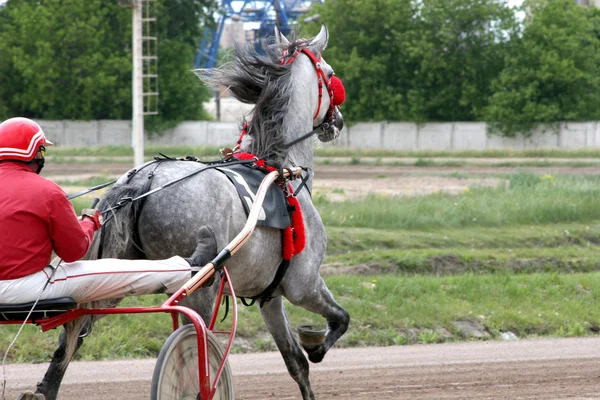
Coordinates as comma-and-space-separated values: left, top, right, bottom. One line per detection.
132, 0, 144, 167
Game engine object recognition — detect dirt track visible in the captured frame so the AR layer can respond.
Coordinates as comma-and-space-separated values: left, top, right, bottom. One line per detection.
3, 337, 600, 399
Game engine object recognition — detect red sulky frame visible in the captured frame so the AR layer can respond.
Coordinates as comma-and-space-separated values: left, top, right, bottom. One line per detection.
1, 167, 303, 399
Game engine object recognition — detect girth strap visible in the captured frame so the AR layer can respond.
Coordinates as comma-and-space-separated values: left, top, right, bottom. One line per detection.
240, 259, 291, 308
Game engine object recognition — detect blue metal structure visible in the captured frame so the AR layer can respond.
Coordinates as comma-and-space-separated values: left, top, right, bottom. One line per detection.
195, 0, 322, 69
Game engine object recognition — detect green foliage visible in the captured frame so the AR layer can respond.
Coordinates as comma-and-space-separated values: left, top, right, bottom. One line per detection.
303, 0, 519, 123
0, 0, 132, 119
483, 0, 600, 136
0, 0, 216, 127
405, 0, 519, 122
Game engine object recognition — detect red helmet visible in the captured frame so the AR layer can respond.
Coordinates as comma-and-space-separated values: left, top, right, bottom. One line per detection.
0, 117, 53, 162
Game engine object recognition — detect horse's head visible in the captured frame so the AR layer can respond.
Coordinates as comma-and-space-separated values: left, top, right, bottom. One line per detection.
275, 24, 345, 143
203, 25, 345, 162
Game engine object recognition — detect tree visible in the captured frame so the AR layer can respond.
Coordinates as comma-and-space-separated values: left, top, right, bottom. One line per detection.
406, 0, 519, 122
483, 0, 600, 136
302, 0, 417, 121
0, 0, 217, 128
302, 0, 519, 123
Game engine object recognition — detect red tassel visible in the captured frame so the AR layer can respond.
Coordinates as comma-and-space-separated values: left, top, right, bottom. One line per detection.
282, 226, 294, 260
287, 195, 306, 255
329, 76, 346, 106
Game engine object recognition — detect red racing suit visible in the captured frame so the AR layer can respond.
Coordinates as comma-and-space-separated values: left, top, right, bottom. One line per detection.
0, 161, 193, 305
0, 161, 96, 280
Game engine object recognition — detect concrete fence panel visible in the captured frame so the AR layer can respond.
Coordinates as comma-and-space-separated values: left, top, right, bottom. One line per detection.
592, 122, 600, 147
487, 134, 524, 149
206, 122, 240, 147
98, 120, 132, 146
417, 123, 453, 150
524, 126, 559, 149
346, 122, 383, 148
31, 120, 600, 150
452, 122, 487, 150
152, 121, 209, 146
383, 122, 418, 150
63, 121, 100, 147
559, 122, 589, 149
37, 120, 66, 146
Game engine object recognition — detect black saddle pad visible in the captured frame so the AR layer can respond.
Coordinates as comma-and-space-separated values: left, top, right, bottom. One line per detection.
216, 164, 291, 230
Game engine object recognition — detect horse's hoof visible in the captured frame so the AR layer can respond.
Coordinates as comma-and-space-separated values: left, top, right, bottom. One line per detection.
307, 345, 327, 363
297, 324, 326, 349
297, 324, 327, 363
16, 391, 46, 400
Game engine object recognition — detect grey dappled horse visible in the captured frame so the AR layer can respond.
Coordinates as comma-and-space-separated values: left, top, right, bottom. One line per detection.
36, 25, 349, 400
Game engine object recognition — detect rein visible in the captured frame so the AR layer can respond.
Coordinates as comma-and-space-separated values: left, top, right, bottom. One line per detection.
100, 156, 259, 220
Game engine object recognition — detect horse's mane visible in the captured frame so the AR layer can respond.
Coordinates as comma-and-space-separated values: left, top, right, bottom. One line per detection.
206, 37, 314, 160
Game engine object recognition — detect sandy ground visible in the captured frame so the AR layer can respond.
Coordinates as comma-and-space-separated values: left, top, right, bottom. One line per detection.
4, 337, 600, 399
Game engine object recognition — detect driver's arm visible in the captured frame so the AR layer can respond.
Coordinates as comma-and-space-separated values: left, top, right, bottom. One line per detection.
47, 189, 97, 262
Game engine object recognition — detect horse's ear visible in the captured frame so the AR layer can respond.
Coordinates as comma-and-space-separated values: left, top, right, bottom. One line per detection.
274, 25, 290, 47
310, 24, 328, 52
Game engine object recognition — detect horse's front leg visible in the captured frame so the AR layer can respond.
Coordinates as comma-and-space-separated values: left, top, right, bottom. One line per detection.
35, 328, 83, 400
259, 296, 315, 400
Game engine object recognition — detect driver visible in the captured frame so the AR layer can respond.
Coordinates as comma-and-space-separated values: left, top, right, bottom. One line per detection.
0, 117, 217, 305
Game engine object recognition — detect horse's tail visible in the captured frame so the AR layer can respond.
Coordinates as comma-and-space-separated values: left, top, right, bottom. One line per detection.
61, 299, 118, 369
94, 183, 147, 258
61, 183, 147, 367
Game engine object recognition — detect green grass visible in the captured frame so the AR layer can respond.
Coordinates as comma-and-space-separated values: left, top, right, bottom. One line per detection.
315, 147, 600, 159
315, 173, 600, 230
325, 222, 600, 254
53, 176, 117, 187
3, 272, 600, 362
324, 246, 600, 275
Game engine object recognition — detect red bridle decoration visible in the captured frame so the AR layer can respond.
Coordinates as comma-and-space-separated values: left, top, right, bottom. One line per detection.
229, 47, 345, 157
329, 76, 345, 106
281, 46, 345, 120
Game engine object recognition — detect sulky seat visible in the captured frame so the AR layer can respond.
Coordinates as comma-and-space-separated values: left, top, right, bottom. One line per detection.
0, 297, 78, 322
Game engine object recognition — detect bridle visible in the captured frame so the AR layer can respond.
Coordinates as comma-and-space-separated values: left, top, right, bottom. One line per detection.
280, 46, 335, 124
229, 45, 341, 156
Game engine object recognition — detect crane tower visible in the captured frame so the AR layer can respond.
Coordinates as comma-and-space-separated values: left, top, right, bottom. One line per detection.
195, 0, 323, 70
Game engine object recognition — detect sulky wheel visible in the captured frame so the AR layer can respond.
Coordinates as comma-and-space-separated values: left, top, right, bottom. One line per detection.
151, 324, 234, 400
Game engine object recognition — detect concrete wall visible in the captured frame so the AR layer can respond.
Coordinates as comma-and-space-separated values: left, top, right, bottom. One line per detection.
37, 120, 600, 150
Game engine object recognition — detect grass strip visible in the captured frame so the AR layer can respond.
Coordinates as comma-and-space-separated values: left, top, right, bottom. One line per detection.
324, 246, 600, 276
317, 158, 600, 168
3, 272, 600, 362
315, 147, 600, 159
325, 223, 600, 254
315, 173, 600, 229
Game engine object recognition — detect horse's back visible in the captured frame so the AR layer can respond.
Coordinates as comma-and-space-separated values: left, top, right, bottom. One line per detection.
125, 161, 284, 294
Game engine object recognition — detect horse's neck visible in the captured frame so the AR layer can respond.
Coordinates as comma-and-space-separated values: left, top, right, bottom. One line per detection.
282, 57, 318, 179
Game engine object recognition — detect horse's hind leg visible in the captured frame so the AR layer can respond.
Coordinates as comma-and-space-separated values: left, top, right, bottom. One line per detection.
287, 276, 350, 364
35, 329, 84, 400
259, 296, 315, 400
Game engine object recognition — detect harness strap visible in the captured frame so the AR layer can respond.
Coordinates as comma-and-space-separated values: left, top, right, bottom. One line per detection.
130, 164, 161, 257
240, 259, 291, 307
102, 158, 258, 218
